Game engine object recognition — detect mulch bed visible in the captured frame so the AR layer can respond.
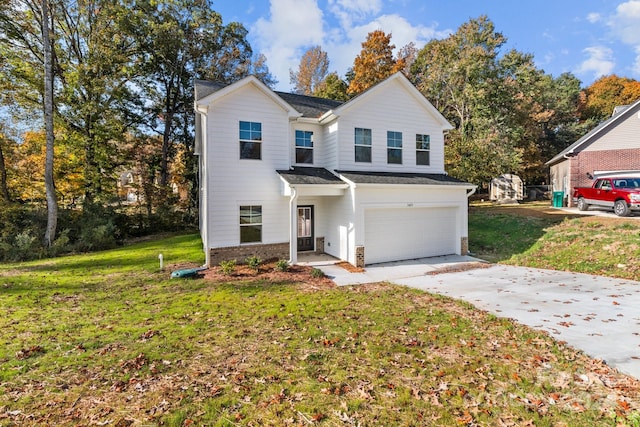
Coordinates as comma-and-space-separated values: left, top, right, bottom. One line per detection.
169, 260, 336, 289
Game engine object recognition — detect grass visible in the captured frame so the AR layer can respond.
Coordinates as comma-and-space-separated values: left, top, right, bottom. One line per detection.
2, 230, 640, 425
469, 201, 640, 281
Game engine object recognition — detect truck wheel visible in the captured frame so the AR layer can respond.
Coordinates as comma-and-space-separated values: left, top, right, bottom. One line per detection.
614, 200, 631, 217
577, 197, 589, 211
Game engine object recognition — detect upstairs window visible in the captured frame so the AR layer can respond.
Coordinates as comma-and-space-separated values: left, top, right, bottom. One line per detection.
355, 128, 372, 163
387, 131, 402, 164
240, 205, 262, 243
295, 130, 313, 164
239, 121, 262, 160
416, 134, 430, 165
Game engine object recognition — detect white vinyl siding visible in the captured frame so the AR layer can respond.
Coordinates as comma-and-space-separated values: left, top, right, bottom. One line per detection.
586, 109, 640, 151
335, 79, 446, 173
204, 84, 290, 248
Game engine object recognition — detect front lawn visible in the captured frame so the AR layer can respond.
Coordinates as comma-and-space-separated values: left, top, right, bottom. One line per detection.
2, 233, 640, 425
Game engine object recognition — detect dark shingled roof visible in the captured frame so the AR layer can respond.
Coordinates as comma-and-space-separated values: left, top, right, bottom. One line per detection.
275, 91, 344, 118
277, 167, 346, 185
194, 80, 226, 101
336, 171, 471, 186
194, 78, 343, 118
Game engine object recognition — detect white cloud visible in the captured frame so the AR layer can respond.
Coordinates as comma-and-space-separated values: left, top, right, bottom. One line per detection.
608, 0, 640, 45
577, 46, 616, 78
251, 0, 449, 91
634, 46, 640, 76
327, 0, 382, 28
587, 12, 601, 23
325, 14, 448, 84
252, 0, 325, 89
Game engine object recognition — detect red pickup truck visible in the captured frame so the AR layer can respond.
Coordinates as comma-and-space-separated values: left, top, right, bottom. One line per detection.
573, 177, 640, 216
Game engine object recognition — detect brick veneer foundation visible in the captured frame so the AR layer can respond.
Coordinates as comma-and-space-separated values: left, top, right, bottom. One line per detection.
355, 245, 365, 268
461, 237, 469, 256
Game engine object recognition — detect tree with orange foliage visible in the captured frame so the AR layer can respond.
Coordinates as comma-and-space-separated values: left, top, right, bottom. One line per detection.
579, 75, 640, 122
347, 30, 405, 95
9, 130, 84, 205
290, 46, 329, 95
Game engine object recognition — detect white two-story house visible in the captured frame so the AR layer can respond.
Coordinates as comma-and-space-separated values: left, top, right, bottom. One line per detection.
194, 72, 476, 268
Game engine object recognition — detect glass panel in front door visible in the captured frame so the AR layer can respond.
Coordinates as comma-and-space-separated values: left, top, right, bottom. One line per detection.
297, 207, 312, 237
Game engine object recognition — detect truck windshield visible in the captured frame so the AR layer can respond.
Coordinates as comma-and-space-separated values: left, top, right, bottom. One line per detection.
613, 179, 640, 188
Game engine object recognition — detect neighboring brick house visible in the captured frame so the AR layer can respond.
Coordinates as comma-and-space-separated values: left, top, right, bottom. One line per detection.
546, 99, 640, 207
194, 73, 476, 268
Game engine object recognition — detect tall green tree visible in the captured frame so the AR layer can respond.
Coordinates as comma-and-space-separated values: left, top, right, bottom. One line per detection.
138, 0, 274, 212
139, 0, 254, 191
1, 0, 143, 204
313, 71, 349, 101
290, 45, 329, 95
411, 16, 517, 185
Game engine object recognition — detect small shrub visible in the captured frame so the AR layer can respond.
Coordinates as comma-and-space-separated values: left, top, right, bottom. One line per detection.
275, 259, 289, 272
219, 259, 236, 275
310, 268, 324, 278
246, 255, 262, 272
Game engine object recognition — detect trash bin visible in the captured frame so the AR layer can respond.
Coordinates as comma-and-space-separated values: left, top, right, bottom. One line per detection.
552, 191, 564, 208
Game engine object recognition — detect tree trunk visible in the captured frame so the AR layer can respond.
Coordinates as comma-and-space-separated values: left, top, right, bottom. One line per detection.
0, 138, 10, 202
43, 0, 58, 247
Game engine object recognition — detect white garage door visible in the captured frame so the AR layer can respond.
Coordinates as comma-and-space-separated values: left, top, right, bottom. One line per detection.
364, 207, 458, 265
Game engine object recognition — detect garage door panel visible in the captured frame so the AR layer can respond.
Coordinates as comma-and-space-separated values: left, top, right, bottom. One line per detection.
365, 207, 457, 265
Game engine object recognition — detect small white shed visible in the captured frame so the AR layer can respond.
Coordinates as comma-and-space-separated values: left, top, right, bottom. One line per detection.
490, 174, 524, 203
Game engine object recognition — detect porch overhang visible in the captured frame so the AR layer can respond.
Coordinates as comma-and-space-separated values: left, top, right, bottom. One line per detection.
277, 167, 349, 197
281, 183, 348, 196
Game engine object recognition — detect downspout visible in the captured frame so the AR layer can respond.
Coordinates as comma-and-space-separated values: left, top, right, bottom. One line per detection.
289, 186, 298, 264
466, 186, 477, 198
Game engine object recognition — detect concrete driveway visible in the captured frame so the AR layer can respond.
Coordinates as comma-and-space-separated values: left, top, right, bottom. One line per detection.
317, 257, 640, 379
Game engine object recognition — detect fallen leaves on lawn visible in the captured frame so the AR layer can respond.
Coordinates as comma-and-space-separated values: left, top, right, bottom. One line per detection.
15, 345, 45, 360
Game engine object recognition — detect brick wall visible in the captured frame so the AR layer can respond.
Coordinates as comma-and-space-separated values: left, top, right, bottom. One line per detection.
208, 242, 289, 267
568, 148, 640, 206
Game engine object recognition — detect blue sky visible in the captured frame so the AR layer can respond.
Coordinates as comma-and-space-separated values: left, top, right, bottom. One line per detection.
213, 0, 640, 91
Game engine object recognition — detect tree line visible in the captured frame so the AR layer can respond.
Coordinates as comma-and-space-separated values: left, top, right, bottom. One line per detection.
290, 17, 640, 187
0, 0, 275, 259
1, 5, 639, 260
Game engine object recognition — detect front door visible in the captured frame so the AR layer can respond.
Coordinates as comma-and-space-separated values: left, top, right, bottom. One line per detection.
297, 206, 314, 251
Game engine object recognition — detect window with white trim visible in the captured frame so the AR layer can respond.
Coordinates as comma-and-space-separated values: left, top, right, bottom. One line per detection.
239, 205, 262, 243
387, 131, 402, 164
355, 128, 372, 163
295, 130, 313, 164
416, 134, 430, 165
239, 121, 262, 160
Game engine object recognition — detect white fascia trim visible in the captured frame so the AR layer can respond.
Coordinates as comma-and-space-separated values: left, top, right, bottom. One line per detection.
344, 181, 475, 189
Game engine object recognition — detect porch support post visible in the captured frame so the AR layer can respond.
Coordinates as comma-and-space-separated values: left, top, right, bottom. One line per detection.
289, 187, 298, 264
